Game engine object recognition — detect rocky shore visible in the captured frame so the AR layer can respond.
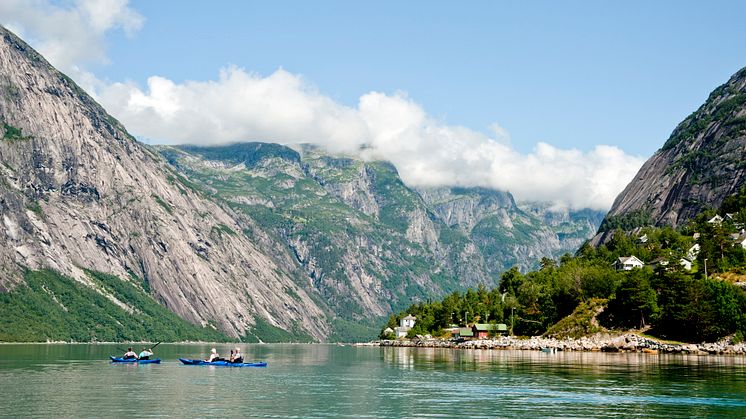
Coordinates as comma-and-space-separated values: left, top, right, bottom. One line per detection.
376, 333, 746, 355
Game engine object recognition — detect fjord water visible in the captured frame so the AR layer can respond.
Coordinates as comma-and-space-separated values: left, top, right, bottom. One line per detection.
1, 344, 745, 417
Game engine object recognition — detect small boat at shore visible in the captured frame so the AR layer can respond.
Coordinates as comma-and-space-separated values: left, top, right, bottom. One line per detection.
178, 358, 267, 367
110, 356, 161, 364
540, 347, 557, 353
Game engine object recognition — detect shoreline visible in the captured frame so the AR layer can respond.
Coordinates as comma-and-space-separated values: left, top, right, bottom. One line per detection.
374, 333, 746, 355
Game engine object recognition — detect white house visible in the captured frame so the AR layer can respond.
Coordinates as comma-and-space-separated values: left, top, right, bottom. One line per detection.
679, 258, 692, 271
688, 244, 701, 260
731, 231, 746, 249
708, 215, 724, 224
637, 234, 648, 244
394, 314, 417, 338
400, 314, 416, 328
613, 256, 644, 271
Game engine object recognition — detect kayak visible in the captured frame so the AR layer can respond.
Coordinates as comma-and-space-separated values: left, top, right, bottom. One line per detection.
110, 356, 161, 364
178, 358, 267, 367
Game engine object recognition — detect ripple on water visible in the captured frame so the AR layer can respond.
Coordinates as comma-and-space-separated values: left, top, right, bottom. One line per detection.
1, 345, 746, 418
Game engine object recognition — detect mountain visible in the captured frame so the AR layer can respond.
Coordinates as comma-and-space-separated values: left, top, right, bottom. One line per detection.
0, 25, 602, 342
416, 188, 603, 273
159, 144, 604, 294
0, 25, 329, 341
158, 144, 496, 339
598, 67, 746, 235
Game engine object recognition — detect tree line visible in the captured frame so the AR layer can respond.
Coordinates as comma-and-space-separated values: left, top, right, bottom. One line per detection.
382, 188, 746, 343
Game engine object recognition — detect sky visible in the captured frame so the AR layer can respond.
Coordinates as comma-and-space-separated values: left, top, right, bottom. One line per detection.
2, 1, 746, 210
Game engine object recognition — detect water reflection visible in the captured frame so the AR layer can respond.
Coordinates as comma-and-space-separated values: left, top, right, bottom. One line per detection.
1, 344, 745, 418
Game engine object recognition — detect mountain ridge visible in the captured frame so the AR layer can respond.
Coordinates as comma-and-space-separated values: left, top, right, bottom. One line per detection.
0, 25, 330, 340
0, 24, 602, 342
596, 66, 746, 237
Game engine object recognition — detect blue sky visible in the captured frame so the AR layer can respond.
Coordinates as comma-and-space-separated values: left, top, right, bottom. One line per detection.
96, 1, 746, 156
2, 1, 746, 209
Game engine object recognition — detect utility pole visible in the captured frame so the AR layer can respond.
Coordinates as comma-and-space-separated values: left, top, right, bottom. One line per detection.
510, 306, 514, 336
704, 258, 708, 279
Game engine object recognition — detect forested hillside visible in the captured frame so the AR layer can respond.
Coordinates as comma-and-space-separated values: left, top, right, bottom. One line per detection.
384, 186, 746, 343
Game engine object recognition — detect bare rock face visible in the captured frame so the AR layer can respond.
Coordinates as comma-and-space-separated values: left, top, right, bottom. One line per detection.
0, 25, 329, 340
0, 25, 605, 341
598, 67, 746, 234
418, 188, 603, 274
160, 144, 496, 333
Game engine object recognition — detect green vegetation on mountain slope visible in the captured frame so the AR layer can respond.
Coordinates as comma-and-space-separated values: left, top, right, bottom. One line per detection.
384, 186, 746, 343
600, 66, 746, 229
0, 269, 230, 342
159, 144, 479, 341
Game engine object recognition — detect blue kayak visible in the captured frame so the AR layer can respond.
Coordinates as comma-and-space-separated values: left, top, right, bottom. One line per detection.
110, 356, 161, 364
179, 358, 267, 367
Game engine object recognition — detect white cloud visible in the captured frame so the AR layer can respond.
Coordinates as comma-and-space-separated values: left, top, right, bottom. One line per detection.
98, 68, 644, 210
0, 0, 143, 91
2, 2, 644, 210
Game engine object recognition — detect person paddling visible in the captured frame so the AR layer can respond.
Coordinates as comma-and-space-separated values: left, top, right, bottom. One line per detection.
138, 347, 154, 360
205, 348, 220, 363
122, 347, 137, 360
231, 347, 243, 364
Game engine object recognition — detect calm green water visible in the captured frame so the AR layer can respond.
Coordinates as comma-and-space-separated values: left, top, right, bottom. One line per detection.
0, 344, 745, 418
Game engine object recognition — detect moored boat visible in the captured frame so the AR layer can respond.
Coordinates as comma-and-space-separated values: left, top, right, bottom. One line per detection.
178, 358, 267, 367
110, 356, 161, 364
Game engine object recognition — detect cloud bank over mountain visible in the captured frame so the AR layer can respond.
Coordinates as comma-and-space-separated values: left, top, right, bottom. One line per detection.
1, 1, 644, 210
96, 67, 646, 210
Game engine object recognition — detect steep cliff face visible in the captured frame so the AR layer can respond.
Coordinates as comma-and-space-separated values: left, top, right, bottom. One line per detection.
0, 25, 604, 342
418, 188, 604, 273
600, 67, 746, 233
163, 144, 604, 289
160, 144, 494, 339
0, 25, 329, 340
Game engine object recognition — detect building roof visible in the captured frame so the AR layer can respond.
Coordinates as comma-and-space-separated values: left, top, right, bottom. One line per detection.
616, 256, 643, 265
458, 327, 474, 337
473, 323, 494, 331
473, 323, 508, 331
731, 232, 746, 242
708, 215, 724, 224
402, 314, 417, 321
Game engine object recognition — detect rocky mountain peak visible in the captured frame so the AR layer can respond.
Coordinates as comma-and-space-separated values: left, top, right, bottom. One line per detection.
598, 66, 746, 234
0, 25, 329, 340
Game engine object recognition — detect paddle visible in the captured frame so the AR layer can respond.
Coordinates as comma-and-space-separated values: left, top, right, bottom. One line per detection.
151, 341, 162, 350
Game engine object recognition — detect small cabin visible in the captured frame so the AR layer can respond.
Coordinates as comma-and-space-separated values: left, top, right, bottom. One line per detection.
400, 314, 417, 329
472, 323, 508, 339
455, 327, 474, 339
708, 215, 724, 225
613, 256, 644, 271
688, 244, 701, 260
730, 231, 746, 249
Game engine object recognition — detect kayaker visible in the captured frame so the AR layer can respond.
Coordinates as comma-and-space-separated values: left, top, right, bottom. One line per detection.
205, 348, 220, 363
231, 347, 243, 364
138, 347, 154, 360
122, 347, 137, 360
